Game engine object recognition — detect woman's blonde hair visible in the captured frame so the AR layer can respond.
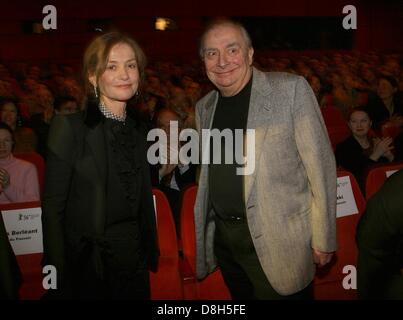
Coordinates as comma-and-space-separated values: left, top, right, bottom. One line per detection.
82, 31, 147, 98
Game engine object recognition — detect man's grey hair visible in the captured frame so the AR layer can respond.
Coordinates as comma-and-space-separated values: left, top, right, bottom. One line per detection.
199, 18, 253, 58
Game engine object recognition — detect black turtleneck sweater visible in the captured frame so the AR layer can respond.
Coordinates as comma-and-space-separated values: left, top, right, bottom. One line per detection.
209, 76, 253, 218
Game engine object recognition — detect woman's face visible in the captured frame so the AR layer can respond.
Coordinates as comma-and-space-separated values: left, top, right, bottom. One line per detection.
349, 111, 372, 138
1, 102, 18, 129
377, 78, 396, 100
93, 42, 139, 105
0, 129, 13, 159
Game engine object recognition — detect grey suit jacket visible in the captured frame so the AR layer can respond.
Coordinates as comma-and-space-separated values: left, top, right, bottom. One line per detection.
194, 68, 337, 295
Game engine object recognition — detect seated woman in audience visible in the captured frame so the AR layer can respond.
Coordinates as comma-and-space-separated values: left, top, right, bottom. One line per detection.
0, 122, 40, 203
336, 107, 395, 191
0, 98, 24, 131
365, 75, 403, 132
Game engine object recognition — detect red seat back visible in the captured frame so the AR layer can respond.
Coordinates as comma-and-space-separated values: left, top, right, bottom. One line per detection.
179, 184, 231, 300
320, 106, 350, 150
320, 106, 348, 129
152, 188, 178, 258
314, 170, 366, 299
150, 189, 183, 299
365, 163, 403, 200
179, 184, 198, 273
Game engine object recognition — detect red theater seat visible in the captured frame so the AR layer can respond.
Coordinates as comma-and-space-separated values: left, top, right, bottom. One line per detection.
149, 188, 183, 300
365, 162, 403, 200
179, 184, 231, 300
0, 201, 45, 300
320, 106, 350, 150
320, 106, 348, 129
313, 170, 366, 300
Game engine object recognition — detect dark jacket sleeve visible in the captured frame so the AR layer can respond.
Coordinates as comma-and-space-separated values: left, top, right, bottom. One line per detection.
41, 114, 78, 290
0, 212, 21, 299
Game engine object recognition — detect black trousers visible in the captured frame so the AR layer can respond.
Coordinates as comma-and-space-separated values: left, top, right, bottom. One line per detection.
214, 215, 313, 300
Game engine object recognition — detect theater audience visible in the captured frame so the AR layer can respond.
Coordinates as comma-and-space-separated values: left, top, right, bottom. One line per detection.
330, 72, 361, 118
336, 108, 395, 191
26, 96, 55, 159
0, 122, 40, 203
307, 74, 331, 107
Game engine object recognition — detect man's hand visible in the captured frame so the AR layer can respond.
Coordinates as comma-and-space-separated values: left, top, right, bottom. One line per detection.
159, 163, 177, 178
312, 249, 334, 267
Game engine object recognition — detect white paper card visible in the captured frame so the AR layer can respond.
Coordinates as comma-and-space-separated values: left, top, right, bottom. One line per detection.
1, 207, 43, 255
386, 170, 398, 178
336, 176, 359, 218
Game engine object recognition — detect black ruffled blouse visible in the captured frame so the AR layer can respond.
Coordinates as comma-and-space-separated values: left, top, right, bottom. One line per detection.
104, 117, 141, 226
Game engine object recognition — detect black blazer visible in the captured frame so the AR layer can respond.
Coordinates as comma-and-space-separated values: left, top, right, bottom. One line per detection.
41, 100, 159, 289
335, 135, 382, 190
357, 169, 403, 299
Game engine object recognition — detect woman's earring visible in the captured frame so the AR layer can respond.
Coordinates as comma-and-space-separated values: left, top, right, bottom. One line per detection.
93, 85, 98, 98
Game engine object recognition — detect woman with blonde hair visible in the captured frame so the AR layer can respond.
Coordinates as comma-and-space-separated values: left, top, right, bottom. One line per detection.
42, 32, 158, 299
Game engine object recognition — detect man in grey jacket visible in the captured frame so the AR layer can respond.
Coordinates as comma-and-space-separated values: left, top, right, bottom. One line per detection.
194, 18, 337, 299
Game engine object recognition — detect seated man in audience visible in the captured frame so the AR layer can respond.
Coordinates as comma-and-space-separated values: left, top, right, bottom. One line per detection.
53, 95, 79, 115
0, 122, 40, 203
357, 169, 403, 299
152, 108, 196, 229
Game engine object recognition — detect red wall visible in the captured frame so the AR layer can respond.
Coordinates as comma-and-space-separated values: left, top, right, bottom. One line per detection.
0, 0, 401, 63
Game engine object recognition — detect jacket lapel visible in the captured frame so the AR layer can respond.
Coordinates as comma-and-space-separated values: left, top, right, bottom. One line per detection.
204, 91, 219, 130
244, 68, 273, 205
84, 100, 107, 190
85, 124, 107, 187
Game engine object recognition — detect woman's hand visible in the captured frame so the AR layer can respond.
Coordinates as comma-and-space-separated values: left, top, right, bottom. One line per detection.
370, 137, 394, 161
0, 168, 10, 190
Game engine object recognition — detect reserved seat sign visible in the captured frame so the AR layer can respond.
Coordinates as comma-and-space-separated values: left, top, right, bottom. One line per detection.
336, 175, 359, 218
1, 206, 43, 255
